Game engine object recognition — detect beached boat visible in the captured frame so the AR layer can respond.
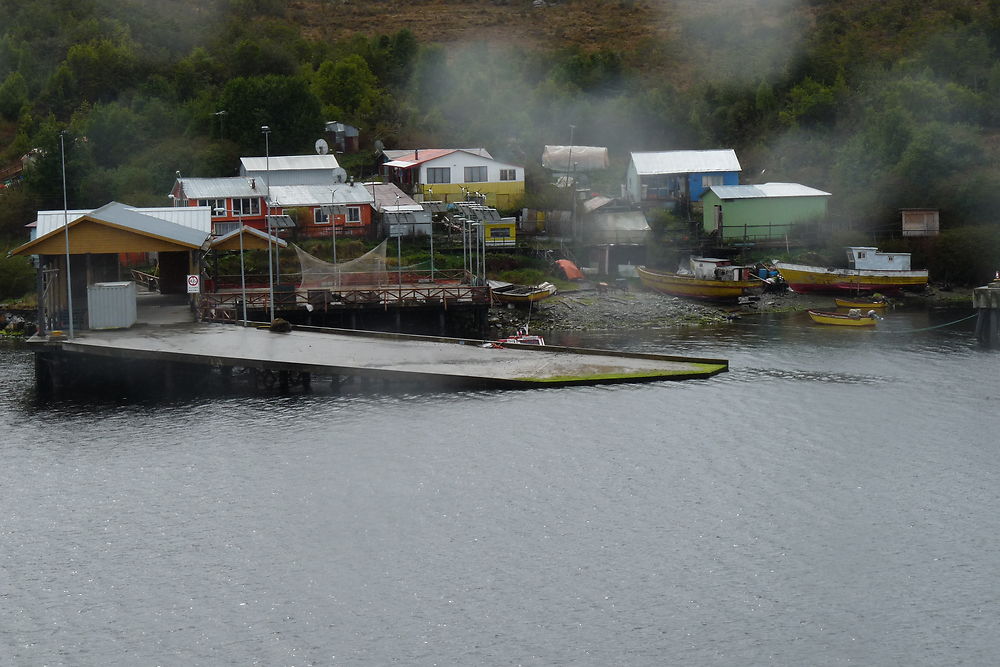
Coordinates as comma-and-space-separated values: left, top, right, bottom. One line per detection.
489, 281, 557, 305
488, 327, 546, 346
776, 247, 928, 294
808, 309, 879, 326
637, 257, 760, 300
834, 296, 890, 309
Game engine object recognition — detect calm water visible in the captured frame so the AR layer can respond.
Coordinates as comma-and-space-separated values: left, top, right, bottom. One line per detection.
1, 307, 998, 666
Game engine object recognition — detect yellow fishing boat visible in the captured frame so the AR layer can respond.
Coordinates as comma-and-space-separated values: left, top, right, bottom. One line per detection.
834, 297, 890, 309
775, 247, 928, 294
808, 309, 879, 326
637, 257, 760, 300
489, 281, 557, 305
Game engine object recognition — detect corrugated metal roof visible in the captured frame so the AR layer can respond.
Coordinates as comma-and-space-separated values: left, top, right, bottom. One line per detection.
240, 154, 341, 172
34, 206, 211, 237
211, 225, 287, 248
383, 148, 494, 167
630, 149, 741, 175
368, 182, 419, 211
87, 202, 210, 247
582, 195, 614, 213
179, 177, 265, 199
267, 184, 374, 207
709, 182, 831, 199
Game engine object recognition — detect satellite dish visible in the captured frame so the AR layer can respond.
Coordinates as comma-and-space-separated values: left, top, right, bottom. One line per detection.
315, 138, 329, 155
374, 139, 385, 153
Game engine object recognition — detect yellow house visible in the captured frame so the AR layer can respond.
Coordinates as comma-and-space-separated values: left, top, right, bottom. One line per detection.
381, 148, 524, 210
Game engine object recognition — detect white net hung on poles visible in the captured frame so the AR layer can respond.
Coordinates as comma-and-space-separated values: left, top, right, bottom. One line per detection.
295, 240, 389, 289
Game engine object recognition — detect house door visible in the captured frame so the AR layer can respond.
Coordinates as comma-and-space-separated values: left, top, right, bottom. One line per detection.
714, 205, 723, 233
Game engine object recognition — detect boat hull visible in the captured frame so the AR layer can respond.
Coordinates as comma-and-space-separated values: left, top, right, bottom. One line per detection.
775, 262, 927, 294
834, 297, 889, 309
491, 282, 557, 304
807, 310, 878, 326
637, 266, 758, 300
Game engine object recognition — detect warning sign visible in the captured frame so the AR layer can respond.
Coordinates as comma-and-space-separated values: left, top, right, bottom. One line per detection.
186, 274, 201, 293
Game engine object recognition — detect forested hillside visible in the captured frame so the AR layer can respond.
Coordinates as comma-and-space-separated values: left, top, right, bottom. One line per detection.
2, 0, 1000, 280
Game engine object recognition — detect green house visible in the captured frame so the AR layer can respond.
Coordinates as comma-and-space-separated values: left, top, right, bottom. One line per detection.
702, 183, 831, 242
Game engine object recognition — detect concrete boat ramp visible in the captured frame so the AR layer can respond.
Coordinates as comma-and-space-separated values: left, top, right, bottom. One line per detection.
32, 322, 728, 390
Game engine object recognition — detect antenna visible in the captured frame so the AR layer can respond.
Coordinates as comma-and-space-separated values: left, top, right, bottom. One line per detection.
315, 138, 329, 155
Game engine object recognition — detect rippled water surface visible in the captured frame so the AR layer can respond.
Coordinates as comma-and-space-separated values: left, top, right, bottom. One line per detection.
1, 308, 998, 665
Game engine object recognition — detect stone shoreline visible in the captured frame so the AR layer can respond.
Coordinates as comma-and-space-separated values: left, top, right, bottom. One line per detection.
489, 283, 974, 334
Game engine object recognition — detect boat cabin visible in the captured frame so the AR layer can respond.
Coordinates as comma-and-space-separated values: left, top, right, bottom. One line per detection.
846, 247, 912, 271
685, 257, 753, 282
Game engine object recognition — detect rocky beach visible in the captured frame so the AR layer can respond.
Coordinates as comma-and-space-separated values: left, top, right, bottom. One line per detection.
488, 282, 975, 335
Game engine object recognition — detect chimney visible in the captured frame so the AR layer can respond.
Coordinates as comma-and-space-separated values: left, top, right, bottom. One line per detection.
414, 149, 419, 160
249, 178, 256, 190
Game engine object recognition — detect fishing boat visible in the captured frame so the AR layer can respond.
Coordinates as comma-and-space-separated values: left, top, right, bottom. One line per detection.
489, 280, 557, 305
489, 327, 546, 346
808, 309, 879, 326
834, 296, 890, 309
775, 247, 928, 294
637, 257, 760, 300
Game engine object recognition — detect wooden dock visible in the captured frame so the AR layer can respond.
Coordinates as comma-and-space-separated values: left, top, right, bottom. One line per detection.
29, 322, 728, 391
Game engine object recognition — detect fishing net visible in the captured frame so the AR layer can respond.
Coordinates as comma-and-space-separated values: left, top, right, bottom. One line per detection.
295, 239, 389, 289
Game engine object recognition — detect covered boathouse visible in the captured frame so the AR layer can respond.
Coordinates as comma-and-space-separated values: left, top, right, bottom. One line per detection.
10, 201, 283, 335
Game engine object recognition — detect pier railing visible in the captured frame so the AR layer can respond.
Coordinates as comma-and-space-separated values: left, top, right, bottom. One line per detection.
198, 283, 490, 320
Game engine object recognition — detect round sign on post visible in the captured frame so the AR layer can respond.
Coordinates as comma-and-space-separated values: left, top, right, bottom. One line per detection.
186, 274, 201, 293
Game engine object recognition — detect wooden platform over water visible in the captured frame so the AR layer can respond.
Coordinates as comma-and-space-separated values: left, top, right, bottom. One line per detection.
29, 322, 728, 390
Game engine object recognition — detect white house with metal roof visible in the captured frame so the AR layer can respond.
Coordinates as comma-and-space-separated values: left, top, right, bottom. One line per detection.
701, 182, 831, 243
381, 148, 524, 210
625, 149, 742, 207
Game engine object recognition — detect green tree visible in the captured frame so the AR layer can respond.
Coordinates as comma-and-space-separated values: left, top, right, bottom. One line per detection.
0, 71, 28, 120
219, 75, 323, 154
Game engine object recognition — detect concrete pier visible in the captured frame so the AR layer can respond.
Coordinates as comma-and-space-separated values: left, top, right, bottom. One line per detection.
29, 322, 728, 392
973, 281, 1000, 348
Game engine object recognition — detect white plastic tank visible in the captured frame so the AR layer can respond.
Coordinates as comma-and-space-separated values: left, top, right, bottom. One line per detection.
87, 281, 137, 329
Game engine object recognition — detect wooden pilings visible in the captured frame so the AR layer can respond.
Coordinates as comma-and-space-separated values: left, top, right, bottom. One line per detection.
973, 283, 1000, 348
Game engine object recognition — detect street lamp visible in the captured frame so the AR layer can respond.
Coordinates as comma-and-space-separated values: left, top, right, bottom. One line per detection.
59, 131, 74, 338
427, 187, 435, 281
261, 125, 274, 321
395, 194, 402, 299
214, 110, 227, 139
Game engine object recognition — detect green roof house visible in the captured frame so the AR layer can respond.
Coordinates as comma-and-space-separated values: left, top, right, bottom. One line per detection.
702, 183, 831, 243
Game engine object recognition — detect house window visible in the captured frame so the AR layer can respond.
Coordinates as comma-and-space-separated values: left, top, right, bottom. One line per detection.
427, 167, 450, 184
465, 166, 487, 183
702, 174, 724, 187
233, 198, 260, 216
347, 206, 361, 224
214, 221, 239, 236
499, 169, 516, 181
315, 208, 330, 224
198, 198, 227, 217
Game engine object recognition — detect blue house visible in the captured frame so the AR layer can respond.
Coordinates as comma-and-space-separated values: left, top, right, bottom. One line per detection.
625, 149, 742, 210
